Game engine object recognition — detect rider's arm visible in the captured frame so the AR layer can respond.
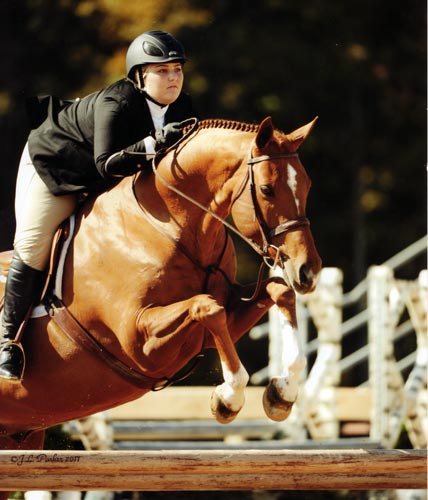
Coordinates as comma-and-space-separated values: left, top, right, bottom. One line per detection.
102, 124, 184, 178
93, 97, 183, 178
93, 93, 154, 179
102, 136, 156, 178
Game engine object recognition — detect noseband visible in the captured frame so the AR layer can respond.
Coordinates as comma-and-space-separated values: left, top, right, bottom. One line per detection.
245, 152, 310, 269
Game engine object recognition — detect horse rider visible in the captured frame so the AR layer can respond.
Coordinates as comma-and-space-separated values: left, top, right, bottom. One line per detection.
0, 30, 196, 382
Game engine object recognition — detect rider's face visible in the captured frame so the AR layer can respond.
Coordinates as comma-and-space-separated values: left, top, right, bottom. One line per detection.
143, 62, 184, 105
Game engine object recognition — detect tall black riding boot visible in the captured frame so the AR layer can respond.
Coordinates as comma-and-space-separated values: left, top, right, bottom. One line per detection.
0, 253, 45, 382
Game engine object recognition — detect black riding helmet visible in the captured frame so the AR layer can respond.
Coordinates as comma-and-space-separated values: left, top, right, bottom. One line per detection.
126, 30, 186, 77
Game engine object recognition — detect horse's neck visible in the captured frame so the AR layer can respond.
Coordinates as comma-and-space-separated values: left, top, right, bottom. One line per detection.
158, 128, 252, 209
132, 129, 252, 263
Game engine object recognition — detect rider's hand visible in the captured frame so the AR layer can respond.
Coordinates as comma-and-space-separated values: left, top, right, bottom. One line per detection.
154, 122, 183, 150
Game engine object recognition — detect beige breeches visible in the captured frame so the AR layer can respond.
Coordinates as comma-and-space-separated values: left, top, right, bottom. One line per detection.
13, 143, 77, 271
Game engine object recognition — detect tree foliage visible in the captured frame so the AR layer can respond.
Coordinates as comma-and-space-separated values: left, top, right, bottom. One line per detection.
0, 0, 426, 288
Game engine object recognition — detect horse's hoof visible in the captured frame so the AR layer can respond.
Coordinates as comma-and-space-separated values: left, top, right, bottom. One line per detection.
210, 390, 239, 424
263, 379, 295, 422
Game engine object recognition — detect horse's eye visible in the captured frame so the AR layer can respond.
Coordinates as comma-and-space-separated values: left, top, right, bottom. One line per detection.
260, 184, 274, 197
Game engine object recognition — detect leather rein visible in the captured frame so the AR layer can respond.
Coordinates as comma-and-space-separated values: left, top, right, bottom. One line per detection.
147, 121, 310, 299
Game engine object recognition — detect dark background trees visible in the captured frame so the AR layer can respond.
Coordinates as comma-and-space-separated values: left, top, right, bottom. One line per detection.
1, 0, 426, 290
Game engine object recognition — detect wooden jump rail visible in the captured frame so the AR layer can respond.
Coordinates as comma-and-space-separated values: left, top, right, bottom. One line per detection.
0, 449, 426, 491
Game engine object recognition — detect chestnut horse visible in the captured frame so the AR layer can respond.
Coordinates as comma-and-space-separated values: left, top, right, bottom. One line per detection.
0, 117, 321, 462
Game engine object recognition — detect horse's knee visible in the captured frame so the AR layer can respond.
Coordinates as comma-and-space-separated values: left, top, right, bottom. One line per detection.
190, 295, 225, 325
265, 279, 296, 309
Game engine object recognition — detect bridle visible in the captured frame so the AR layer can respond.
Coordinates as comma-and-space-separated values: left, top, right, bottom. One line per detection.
150, 146, 310, 270
143, 122, 311, 297
245, 152, 310, 270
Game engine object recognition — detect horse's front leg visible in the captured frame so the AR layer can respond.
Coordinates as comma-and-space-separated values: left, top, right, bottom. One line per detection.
262, 279, 306, 421
224, 277, 306, 422
137, 295, 248, 424
191, 297, 249, 424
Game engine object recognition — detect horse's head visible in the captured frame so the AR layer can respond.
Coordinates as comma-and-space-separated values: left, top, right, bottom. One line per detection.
231, 117, 322, 294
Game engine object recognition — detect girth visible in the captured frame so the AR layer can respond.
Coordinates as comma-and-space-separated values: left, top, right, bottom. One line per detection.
47, 296, 204, 391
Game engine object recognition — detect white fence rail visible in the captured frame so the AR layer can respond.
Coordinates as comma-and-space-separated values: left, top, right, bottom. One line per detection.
68, 238, 427, 453
250, 232, 427, 450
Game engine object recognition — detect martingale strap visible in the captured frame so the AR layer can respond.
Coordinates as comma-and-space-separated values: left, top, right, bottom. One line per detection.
48, 298, 161, 389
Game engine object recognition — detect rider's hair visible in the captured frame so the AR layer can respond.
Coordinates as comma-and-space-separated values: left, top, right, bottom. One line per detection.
132, 66, 145, 89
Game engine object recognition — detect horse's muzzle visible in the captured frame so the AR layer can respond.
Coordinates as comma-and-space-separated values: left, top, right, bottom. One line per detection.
283, 259, 320, 294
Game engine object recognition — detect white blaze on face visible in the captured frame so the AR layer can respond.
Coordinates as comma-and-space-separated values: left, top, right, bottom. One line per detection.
287, 163, 300, 212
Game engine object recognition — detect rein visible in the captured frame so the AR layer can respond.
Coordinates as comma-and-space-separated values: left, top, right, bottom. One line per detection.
148, 122, 310, 299
152, 144, 309, 265
130, 185, 232, 291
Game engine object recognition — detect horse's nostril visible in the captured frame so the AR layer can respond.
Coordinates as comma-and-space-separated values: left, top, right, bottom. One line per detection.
299, 264, 310, 286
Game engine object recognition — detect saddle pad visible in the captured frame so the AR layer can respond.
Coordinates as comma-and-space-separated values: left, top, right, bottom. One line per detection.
31, 215, 76, 318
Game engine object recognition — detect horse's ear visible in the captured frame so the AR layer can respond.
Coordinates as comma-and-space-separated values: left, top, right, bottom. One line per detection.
255, 116, 275, 150
285, 116, 318, 152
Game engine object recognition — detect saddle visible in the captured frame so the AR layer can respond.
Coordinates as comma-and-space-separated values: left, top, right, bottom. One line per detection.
0, 219, 72, 318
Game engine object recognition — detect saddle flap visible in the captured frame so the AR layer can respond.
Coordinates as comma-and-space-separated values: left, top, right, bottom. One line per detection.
0, 220, 71, 307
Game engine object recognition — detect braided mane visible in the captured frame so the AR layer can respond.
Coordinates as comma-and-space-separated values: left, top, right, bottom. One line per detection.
184, 118, 259, 134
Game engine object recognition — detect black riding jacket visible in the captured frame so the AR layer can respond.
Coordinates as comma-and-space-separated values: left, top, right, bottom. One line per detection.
27, 78, 195, 195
